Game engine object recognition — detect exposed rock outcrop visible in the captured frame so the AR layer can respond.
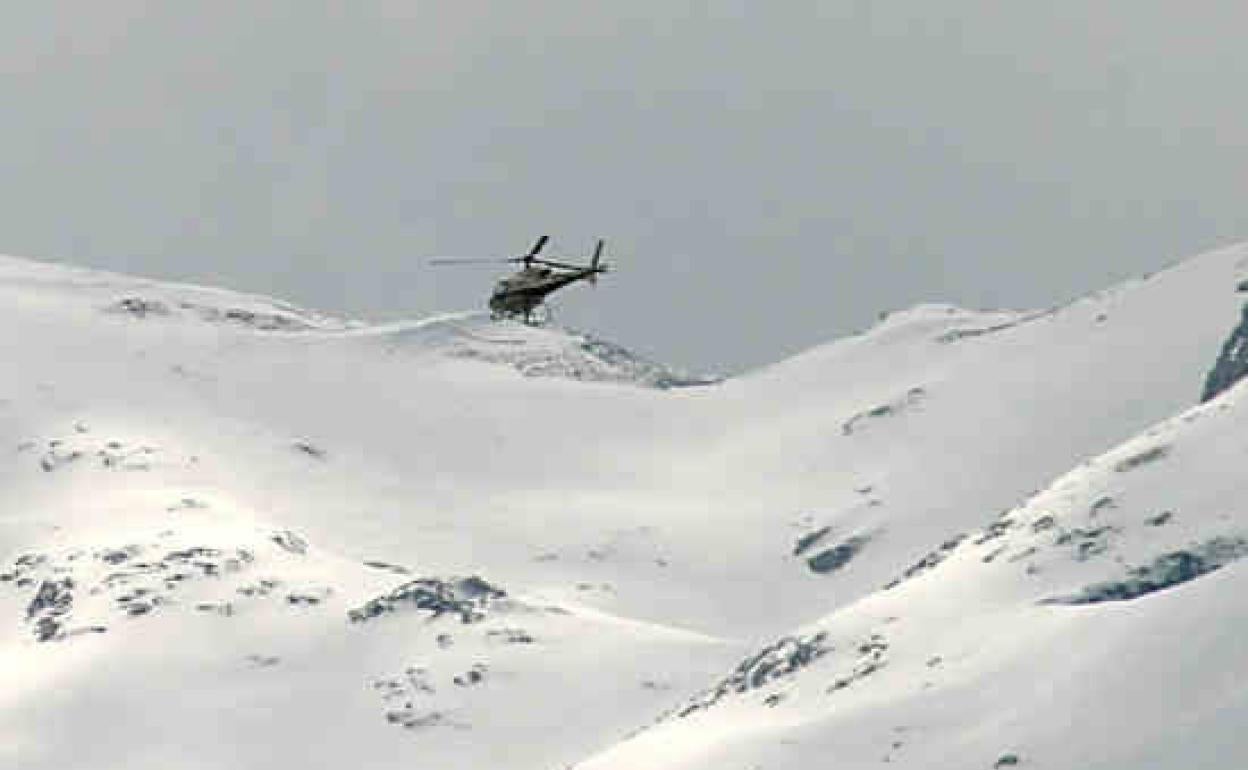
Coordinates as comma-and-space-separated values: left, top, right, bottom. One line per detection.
1202, 302, 1248, 402
1044, 536, 1248, 605
348, 576, 507, 624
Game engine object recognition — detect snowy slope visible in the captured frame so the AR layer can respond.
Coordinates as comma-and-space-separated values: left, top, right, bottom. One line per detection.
582, 355, 1248, 770
0, 258, 736, 770
1, 244, 1247, 769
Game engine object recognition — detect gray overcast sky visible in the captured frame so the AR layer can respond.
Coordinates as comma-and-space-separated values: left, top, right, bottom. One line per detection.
3, 2, 1248, 373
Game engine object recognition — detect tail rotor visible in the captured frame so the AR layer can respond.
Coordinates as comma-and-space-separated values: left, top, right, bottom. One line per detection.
589, 239, 607, 285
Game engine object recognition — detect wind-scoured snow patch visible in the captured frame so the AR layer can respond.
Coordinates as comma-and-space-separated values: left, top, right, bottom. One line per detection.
29, 435, 162, 473
373, 666, 467, 730
841, 387, 926, 436
934, 309, 1050, 343
875, 303, 1024, 331
0, 256, 354, 331
104, 294, 355, 332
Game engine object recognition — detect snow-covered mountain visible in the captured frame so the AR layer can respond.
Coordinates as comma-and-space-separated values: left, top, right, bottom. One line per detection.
2, 246, 1247, 769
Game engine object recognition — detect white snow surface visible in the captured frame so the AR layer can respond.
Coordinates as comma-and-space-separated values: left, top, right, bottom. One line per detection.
2, 247, 1247, 769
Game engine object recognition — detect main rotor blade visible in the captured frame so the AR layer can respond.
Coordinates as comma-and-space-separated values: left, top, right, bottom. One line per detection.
530, 258, 595, 270
427, 257, 513, 265
527, 235, 550, 257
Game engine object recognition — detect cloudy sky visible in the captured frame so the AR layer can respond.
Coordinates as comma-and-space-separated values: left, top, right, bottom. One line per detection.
3, 2, 1247, 372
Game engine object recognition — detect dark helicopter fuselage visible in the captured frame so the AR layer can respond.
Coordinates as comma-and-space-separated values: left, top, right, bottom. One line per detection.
432, 236, 608, 323
489, 265, 602, 320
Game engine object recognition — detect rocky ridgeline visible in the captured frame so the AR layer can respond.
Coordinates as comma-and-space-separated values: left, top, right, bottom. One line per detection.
892, 440, 1248, 608
442, 326, 718, 390
348, 576, 508, 624
673, 626, 897, 719
0, 528, 330, 642
676, 631, 832, 717
883, 533, 968, 590
1045, 536, 1248, 605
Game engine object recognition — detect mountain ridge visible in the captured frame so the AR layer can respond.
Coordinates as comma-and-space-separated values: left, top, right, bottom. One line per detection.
2, 244, 1248, 769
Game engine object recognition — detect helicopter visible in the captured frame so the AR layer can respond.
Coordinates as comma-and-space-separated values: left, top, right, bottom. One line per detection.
431, 236, 609, 324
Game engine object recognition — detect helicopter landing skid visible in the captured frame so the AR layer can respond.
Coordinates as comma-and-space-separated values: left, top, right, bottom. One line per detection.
492, 306, 552, 326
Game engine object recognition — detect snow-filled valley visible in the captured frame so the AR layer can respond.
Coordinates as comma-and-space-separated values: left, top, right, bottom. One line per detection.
2, 245, 1248, 769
